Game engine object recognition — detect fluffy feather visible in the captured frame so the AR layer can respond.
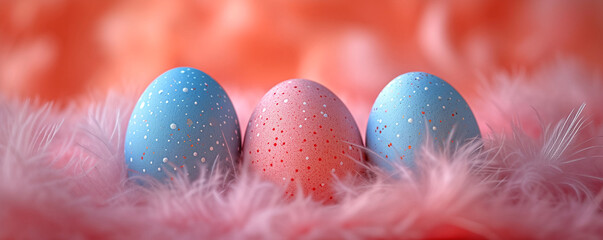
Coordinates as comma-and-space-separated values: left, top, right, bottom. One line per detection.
0, 61, 602, 239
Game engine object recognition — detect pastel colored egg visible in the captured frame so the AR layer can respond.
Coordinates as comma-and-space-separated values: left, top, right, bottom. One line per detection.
366, 72, 480, 170
243, 79, 364, 202
125, 67, 241, 182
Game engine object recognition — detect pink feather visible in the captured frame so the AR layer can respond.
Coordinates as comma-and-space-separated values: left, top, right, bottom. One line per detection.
0, 60, 602, 239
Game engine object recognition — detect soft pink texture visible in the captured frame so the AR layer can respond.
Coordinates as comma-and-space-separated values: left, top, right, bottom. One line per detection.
0, 60, 602, 239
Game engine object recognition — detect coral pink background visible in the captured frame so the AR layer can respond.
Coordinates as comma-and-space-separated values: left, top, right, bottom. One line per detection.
1, 1, 603, 238
2, 0, 603, 136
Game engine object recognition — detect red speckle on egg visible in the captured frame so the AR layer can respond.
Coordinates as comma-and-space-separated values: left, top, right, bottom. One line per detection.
243, 79, 364, 202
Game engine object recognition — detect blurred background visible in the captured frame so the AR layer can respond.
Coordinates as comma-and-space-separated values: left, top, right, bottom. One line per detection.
2, 0, 603, 133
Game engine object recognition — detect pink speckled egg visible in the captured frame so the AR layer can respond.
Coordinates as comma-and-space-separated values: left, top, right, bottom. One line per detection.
243, 79, 364, 202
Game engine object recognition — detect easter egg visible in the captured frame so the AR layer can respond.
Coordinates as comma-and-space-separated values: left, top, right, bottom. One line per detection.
243, 79, 364, 201
125, 67, 241, 182
366, 72, 480, 170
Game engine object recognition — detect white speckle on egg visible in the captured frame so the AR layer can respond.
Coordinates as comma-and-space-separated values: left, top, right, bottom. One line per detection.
299, 125, 303, 128
139, 102, 145, 109
170, 123, 177, 129
262, 108, 266, 112
284, 99, 288, 103
210, 146, 214, 151
366, 72, 481, 172
158, 167, 162, 171
306, 156, 309, 160
201, 157, 206, 163
163, 157, 168, 163
193, 152, 198, 156
323, 113, 328, 117
183, 87, 189, 92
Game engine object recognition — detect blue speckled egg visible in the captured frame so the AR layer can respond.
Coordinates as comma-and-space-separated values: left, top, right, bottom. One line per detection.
366, 72, 480, 170
125, 67, 241, 181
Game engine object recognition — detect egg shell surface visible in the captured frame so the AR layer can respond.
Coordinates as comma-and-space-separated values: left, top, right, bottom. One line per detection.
125, 67, 241, 182
243, 79, 364, 201
366, 72, 480, 170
